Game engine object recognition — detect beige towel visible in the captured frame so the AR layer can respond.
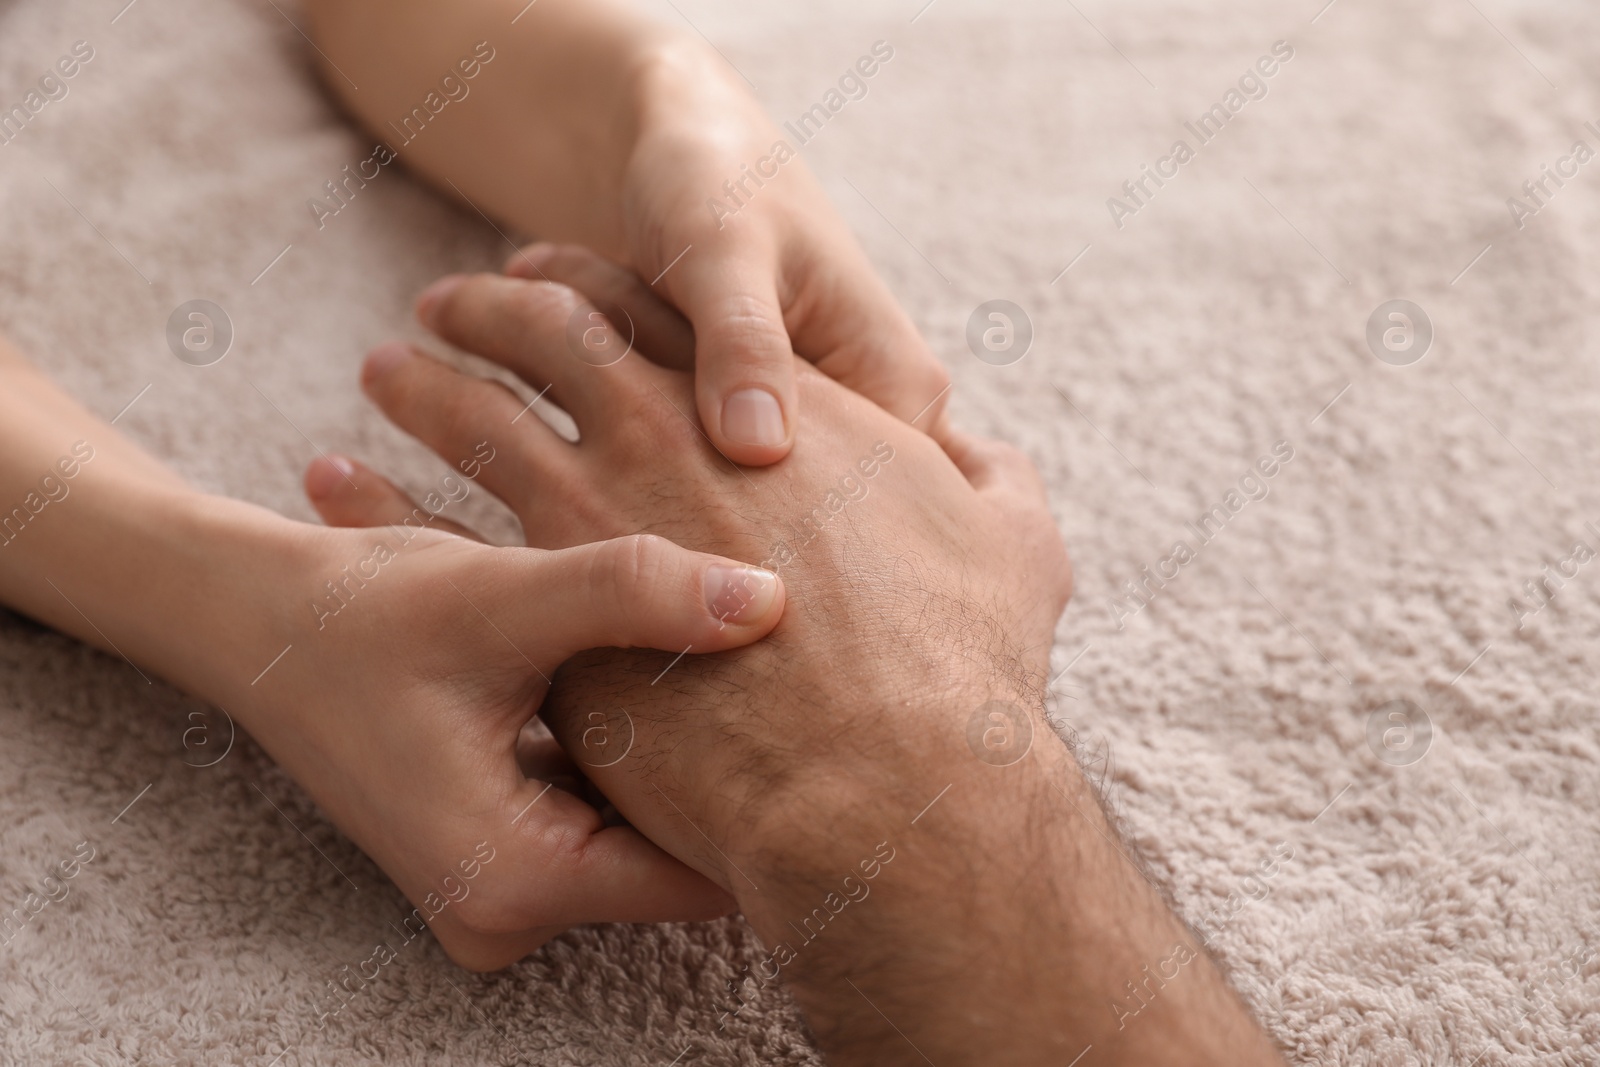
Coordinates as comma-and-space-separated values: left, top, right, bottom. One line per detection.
1, 0, 1596, 1062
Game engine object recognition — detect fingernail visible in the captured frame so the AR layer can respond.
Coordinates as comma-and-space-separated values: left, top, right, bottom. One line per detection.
721, 388, 786, 448
361, 342, 410, 388
415, 274, 467, 330
704, 565, 779, 625
305, 455, 353, 499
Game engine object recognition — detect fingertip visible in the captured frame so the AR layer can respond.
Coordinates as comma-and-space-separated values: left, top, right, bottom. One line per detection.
304, 454, 357, 502
573, 826, 739, 921
673, 262, 796, 464
703, 564, 785, 638
713, 386, 793, 466
415, 274, 469, 332
361, 341, 412, 391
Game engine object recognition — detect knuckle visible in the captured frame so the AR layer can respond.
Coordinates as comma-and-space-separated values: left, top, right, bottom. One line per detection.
501, 279, 579, 335
890, 335, 948, 390
594, 534, 672, 617
703, 295, 790, 366
540, 467, 617, 538
617, 387, 703, 454
920, 357, 953, 396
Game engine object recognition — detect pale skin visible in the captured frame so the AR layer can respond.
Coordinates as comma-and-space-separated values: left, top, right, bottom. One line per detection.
297, 245, 1288, 1067
300, 0, 953, 467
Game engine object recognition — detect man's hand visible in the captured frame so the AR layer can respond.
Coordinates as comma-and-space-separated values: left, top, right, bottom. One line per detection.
309, 256, 1284, 1065
303, 0, 952, 466
317, 276, 1066, 862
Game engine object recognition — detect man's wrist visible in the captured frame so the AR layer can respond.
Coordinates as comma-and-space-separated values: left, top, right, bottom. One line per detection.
719, 720, 1090, 1057
721, 698, 1285, 1067
720, 676, 1054, 869
706, 617, 1050, 856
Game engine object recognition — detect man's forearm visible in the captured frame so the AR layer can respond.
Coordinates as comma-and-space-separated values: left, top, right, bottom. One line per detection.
545, 633, 1284, 1066
724, 708, 1285, 1067
301, 0, 685, 257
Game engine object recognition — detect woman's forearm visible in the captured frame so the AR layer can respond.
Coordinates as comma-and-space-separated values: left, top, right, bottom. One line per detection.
0, 337, 310, 716
302, 0, 953, 472
0, 333, 784, 962
0, 337, 184, 496
301, 0, 686, 257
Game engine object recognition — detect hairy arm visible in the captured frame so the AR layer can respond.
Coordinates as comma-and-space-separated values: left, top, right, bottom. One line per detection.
543, 597, 1284, 1066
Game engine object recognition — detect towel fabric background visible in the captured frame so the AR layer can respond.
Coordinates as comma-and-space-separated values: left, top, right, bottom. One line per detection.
1, 0, 1597, 1063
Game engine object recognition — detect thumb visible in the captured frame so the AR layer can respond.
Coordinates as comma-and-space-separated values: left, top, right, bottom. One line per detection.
666, 242, 797, 466
514, 534, 785, 659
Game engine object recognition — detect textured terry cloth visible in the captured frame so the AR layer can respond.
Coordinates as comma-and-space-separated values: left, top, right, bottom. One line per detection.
1, 0, 1599, 1063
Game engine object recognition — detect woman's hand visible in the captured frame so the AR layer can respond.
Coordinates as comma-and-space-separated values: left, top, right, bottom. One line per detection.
0, 333, 788, 970
515, 38, 952, 464
235, 520, 785, 970
304, 0, 952, 466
